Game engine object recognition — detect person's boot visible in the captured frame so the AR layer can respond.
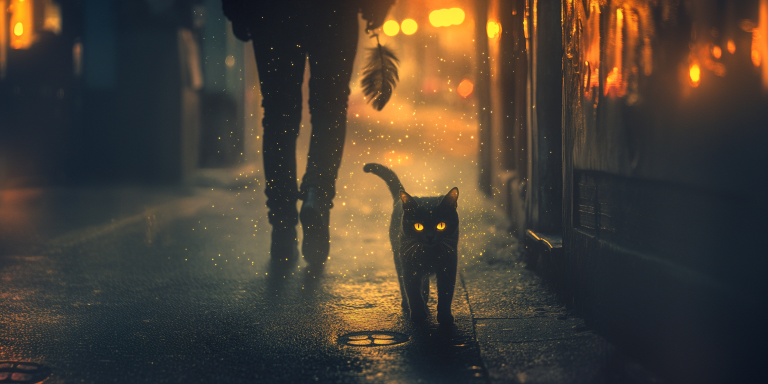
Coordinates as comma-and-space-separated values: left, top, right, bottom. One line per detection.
270, 225, 298, 261
300, 187, 330, 264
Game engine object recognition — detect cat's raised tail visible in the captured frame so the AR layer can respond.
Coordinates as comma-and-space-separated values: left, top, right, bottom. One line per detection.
363, 163, 404, 200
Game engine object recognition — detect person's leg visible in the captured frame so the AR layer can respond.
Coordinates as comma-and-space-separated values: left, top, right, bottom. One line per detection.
251, 22, 307, 258
302, 9, 359, 201
299, 8, 359, 263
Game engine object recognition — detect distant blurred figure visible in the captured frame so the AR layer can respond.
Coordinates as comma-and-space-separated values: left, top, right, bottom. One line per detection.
222, 1, 394, 264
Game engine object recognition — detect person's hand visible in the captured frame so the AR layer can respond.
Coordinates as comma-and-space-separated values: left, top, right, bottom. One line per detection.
364, 12, 387, 33
231, 22, 251, 42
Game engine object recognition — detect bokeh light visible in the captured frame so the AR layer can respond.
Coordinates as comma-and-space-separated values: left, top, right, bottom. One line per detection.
401, 19, 418, 35
457, 79, 474, 98
383, 20, 400, 36
487, 21, 501, 39
712, 45, 722, 59
14, 22, 23, 36
727, 39, 736, 54
689, 62, 701, 86
429, 8, 465, 28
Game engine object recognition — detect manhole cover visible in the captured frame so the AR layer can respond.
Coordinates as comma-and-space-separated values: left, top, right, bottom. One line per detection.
339, 331, 409, 347
0, 362, 51, 383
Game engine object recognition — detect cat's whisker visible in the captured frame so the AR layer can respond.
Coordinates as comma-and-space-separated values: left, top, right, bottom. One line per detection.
439, 241, 457, 253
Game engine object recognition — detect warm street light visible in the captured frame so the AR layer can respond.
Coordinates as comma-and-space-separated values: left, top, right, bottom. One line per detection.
689, 62, 701, 86
383, 20, 400, 36
9, 0, 34, 49
401, 19, 417, 35
487, 21, 501, 39
429, 8, 465, 28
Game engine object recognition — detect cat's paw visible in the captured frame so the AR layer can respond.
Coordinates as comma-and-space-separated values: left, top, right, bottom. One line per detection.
437, 312, 454, 325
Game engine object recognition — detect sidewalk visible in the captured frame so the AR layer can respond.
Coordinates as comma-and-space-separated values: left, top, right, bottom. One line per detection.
0, 169, 662, 384
0, 108, 663, 383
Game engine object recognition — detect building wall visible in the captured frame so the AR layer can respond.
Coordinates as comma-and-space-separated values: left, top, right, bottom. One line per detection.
559, 1, 767, 382
484, 0, 768, 382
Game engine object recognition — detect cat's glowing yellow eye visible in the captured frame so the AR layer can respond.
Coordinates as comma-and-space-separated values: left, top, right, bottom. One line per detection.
437, 222, 446, 231
414, 223, 424, 231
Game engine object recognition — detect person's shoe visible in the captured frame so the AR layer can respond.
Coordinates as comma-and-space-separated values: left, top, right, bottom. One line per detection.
300, 187, 330, 264
270, 226, 299, 261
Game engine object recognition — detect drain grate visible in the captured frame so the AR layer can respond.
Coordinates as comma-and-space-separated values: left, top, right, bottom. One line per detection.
0, 362, 51, 383
339, 331, 409, 347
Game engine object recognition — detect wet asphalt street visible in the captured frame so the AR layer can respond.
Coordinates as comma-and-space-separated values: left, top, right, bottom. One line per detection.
0, 108, 657, 383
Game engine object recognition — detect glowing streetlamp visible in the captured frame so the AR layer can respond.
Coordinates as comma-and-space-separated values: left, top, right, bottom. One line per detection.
689, 62, 701, 87
401, 19, 418, 35
429, 8, 465, 28
487, 21, 501, 39
9, 0, 34, 50
383, 20, 400, 36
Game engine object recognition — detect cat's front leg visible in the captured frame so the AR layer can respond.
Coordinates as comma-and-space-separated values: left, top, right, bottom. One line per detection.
403, 272, 428, 322
436, 261, 457, 325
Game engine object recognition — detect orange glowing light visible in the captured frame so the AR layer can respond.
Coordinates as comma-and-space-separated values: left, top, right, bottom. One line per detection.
383, 20, 400, 36
605, 67, 622, 96
401, 19, 417, 35
487, 21, 501, 39
584, 1, 601, 96
712, 45, 722, 59
9, 0, 34, 49
759, 0, 768, 90
615, 8, 623, 72
605, 8, 625, 97
457, 79, 474, 98
429, 8, 465, 27
0, 0, 6, 78
727, 40, 736, 54
752, 46, 761, 67
689, 62, 701, 86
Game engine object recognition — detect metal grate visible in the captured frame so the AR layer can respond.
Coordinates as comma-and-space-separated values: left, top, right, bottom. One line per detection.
339, 331, 409, 347
0, 362, 51, 383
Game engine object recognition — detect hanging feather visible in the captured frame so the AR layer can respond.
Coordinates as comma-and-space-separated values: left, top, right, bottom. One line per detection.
361, 34, 400, 111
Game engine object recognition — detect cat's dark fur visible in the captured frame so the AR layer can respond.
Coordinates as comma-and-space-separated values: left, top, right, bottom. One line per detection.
364, 163, 459, 325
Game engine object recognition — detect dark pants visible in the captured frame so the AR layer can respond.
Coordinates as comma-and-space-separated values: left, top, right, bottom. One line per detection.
250, 6, 358, 228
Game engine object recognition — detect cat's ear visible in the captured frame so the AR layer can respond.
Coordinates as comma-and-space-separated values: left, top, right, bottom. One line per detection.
440, 187, 459, 208
399, 190, 418, 210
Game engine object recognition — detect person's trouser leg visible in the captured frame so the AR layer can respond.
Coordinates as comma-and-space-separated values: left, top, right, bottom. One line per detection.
251, 32, 306, 230
301, 9, 359, 202
299, 9, 358, 263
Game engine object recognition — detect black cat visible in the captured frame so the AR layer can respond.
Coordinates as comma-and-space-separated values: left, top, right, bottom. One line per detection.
364, 163, 459, 325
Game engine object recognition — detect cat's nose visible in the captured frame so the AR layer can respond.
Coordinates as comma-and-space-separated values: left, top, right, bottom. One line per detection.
425, 234, 435, 241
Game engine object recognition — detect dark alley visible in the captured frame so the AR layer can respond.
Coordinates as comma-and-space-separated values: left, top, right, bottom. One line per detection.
1, 1, 767, 383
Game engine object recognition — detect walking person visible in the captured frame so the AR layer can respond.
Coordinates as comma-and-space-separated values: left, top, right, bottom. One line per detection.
222, 1, 394, 264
